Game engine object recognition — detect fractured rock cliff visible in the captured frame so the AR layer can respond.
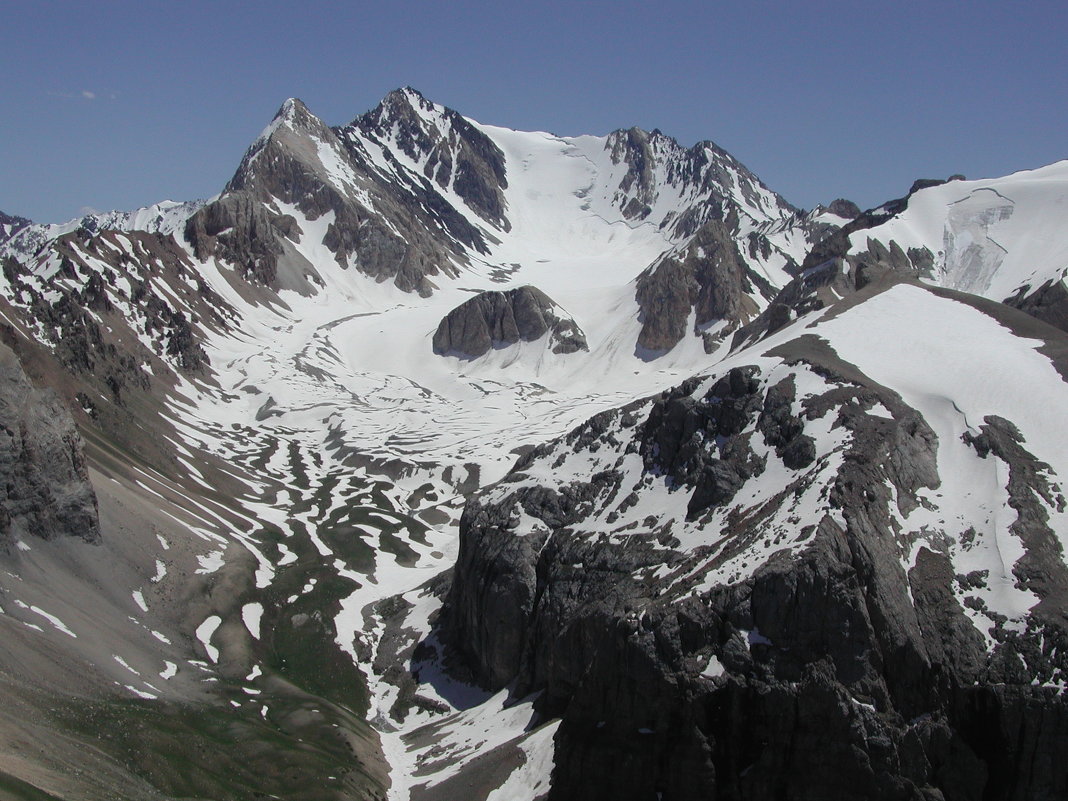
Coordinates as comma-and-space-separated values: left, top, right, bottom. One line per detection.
0, 343, 98, 550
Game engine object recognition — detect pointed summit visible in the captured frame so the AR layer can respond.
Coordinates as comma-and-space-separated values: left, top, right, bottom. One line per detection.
260, 97, 332, 140
354, 86, 447, 139
274, 96, 312, 123
350, 87, 510, 227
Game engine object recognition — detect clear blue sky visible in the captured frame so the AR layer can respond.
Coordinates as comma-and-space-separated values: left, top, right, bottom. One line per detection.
3, 0, 1065, 223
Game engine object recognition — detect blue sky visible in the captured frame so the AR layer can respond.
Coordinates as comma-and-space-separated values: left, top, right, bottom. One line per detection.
2, 0, 1065, 222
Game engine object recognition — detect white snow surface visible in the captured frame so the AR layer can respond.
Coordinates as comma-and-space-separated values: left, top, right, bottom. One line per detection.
819, 283, 1068, 628
854, 161, 1068, 302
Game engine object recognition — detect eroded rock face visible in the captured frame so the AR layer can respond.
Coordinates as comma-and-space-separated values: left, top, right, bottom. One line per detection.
1004, 279, 1068, 335
827, 198, 862, 220
445, 351, 1068, 800
432, 286, 588, 358
356, 88, 510, 228
0, 343, 99, 549
634, 220, 771, 354
187, 95, 496, 297
185, 193, 296, 289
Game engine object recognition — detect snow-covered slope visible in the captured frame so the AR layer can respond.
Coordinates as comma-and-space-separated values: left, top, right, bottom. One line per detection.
833, 162, 1068, 331
1, 88, 1067, 801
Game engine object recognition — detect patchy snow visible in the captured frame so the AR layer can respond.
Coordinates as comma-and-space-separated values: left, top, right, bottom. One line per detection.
113, 655, 140, 676
195, 615, 222, 663
9, 90, 1064, 800
242, 602, 263, 640
132, 590, 148, 613
485, 720, 561, 801
195, 550, 225, 575
13, 600, 77, 639
701, 655, 726, 679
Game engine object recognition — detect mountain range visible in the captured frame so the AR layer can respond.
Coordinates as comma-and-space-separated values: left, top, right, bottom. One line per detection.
0, 87, 1066, 801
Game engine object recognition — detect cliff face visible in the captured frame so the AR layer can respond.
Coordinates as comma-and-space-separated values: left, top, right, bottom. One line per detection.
0, 343, 99, 549
635, 219, 772, 354
445, 286, 1068, 799
432, 286, 588, 359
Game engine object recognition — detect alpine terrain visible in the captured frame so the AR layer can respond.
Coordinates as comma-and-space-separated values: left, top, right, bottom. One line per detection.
1, 87, 1067, 800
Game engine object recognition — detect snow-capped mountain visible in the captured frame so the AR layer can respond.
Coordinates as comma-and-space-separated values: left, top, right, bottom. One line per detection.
0, 89, 1067, 801
0, 210, 31, 242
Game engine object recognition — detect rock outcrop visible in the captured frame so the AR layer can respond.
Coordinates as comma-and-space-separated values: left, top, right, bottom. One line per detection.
0, 343, 99, 550
603, 127, 798, 241
1004, 278, 1068, 335
0, 210, 30, 242
634, 219, 772, 354
432, 286, 588, 358
826, 198, 861, 219
187, 94, 496, 297
446, 336, 1068, 799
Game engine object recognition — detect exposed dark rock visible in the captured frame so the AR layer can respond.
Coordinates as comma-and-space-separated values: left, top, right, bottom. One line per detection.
0, 343, 99, 549
432, 286, 587, 358
0, 210, 31, 242
190, 94, 491, 297
445, 343, 1068, 800
827, 198, 862, 219
731, 200, 937, 350
355, 88, 509, 228
909, 177, 952, 195
185, 192, 292, 288
604, 126, 800, 242
635, 220, 770, 353
1004, 279, 1068, 335
962, 416, 1068, 616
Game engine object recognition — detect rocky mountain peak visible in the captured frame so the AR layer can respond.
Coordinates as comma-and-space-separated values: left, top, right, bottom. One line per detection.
353, 86, 453, 153
826, 198, 862, 219
601, 122, 797, 242
0, 210, 31, 243
350, 87, 510, 228
225, 97, 339, 195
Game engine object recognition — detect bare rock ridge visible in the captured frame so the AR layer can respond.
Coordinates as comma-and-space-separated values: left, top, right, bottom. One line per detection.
445, 339, 1068, 800
0, 342, 99, 550
354, 87, 510, 228
826, 197, 862, 219
187, 92, 501, 296
635, 219, 774, 354
605, 126, 797, 240
0, 210, 31, 242
433, 285, 588, 358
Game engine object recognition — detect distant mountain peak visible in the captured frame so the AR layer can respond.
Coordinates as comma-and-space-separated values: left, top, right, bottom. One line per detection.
0, 210, 31, 242
262, 96, 330, 139
355, 85, 453, 136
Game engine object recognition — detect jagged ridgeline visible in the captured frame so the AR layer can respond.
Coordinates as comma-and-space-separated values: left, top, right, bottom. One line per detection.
0, 86, 1067, 801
